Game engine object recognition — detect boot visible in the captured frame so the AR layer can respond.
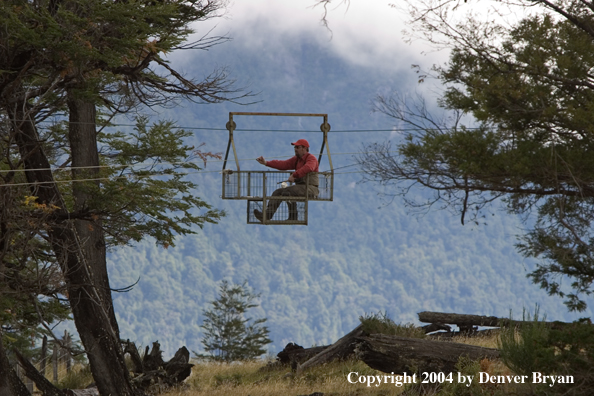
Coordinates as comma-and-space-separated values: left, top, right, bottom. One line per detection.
287, 203, 298, 221
253, 209, 263, 222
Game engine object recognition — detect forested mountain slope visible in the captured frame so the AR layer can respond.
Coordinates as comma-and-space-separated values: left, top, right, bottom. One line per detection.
106, 33, 592, 356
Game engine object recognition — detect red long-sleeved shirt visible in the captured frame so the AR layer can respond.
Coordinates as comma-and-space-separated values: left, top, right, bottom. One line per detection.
265, 152, 319, 179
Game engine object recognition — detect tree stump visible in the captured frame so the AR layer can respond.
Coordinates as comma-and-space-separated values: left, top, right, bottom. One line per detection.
125, 341, 194, 391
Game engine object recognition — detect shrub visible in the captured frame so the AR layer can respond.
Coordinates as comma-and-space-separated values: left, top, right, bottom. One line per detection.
359, 311, 425, 338
499, 308, 594, 396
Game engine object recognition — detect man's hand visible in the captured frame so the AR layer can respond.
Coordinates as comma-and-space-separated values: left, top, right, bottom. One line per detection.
256, 156, 266, 165
288, 174, 295, 183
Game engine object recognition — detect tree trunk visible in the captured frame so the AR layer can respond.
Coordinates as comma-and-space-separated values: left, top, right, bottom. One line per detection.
354, 334, 500, 374
297, 324, 365, 373
67, 96, 119, 332
9, 103, 136, 396
65, 96, 137, 396
0, 328, 30, 396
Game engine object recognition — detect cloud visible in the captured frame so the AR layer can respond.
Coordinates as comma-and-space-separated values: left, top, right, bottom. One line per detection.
177, 0, 445, 73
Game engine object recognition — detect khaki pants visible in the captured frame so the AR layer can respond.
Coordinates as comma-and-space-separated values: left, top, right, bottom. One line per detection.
266, 184, 319, 219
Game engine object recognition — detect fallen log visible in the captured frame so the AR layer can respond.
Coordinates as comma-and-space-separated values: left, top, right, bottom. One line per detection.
296, 324, 365, 374
420, 323, 451, 334
276, 343, 329, 366
418, 311, 570, 331
418, 312, 508, 329
426, 328, 500, 339
354, 334, 499, 374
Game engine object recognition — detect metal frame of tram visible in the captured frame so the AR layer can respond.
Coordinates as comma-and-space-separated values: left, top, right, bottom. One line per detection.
221, 112, 334, 225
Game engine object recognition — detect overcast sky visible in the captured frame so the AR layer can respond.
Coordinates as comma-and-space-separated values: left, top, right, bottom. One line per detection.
176, 0, 454, 74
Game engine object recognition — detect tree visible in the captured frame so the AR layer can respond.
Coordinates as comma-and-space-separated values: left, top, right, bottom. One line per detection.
0, 0, 244, 394
357, 0, 594, 311
0, 179, 72, 353
200, 280, 272, 362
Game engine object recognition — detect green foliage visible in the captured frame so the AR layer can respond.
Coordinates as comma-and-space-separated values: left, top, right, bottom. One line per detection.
499, 309, 594, 396
198, 280, 272, 362
0, 182, 71, 355
0, 2, 235, 391
94, 116, 224, 247
360, 3, 594, 311
498, 308, 555, 375
359, 312, 425, 338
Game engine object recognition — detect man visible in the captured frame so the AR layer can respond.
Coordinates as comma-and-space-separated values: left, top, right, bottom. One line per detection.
254, 139, 319, 222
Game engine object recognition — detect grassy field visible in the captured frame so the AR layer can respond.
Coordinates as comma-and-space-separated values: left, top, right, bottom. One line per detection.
179, 359, 399, 396
46, 331, 555, 396
159, 333, 532, 396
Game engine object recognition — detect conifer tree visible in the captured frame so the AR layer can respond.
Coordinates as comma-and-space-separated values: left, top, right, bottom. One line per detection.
200, 281, 272, 362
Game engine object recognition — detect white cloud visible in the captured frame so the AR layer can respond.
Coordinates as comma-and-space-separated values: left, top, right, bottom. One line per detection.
178, 0, 446, 73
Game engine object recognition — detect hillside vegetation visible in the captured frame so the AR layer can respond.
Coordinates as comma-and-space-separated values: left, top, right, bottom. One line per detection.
106, 33, 592, 356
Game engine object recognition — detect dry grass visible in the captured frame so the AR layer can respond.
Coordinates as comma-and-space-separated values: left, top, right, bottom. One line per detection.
157, 332, 527, 396
168, 359, 409, 396
449, 330, 500, 348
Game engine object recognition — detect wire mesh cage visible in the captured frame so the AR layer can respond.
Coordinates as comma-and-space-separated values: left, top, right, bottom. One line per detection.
222, 170, 333, 201
221, 112, 334, 225
314, 171, 333, 201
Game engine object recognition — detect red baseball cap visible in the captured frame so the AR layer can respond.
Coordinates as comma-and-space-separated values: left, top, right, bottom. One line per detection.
291, 139, 309, 148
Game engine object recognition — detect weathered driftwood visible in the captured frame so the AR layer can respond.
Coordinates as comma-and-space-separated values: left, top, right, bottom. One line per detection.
296, 324, 365, 374
354, 334, 500, 374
